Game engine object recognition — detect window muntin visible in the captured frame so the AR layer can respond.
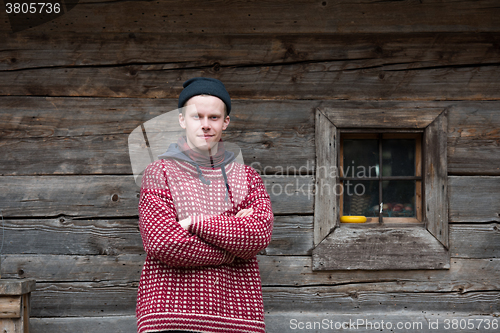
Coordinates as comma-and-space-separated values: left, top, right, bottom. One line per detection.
339, 132, 422, 224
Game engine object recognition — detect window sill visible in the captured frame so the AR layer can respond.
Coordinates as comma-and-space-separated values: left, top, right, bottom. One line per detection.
312, 226, 450, 270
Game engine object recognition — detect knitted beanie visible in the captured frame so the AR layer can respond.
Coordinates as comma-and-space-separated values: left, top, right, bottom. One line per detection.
178, 77, 231, 114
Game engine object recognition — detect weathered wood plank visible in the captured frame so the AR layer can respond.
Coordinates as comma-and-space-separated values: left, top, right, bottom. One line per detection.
2, 218, 498, 260
314, 109, 338, 246
2, 98, 499, 175
312, 227, 449, 270
30, 282, 138, 317
0, 97, 315, 175
30, 316, 137, 333
263, 287, 500, 313
0, 215, 312, 256
0, 296, 21, 318
0, 175, 497, 225
263, 215, 313, 256
2, 218, 497, 258
450, 223, 500, 259
0, 218, 143, 255
0, 175, 313, 217
265, 312, 500, 333
259, 257, 500, 291
2, 33, 499, 71
27, 282, 500, 317
2, 255, 143, 282
1, 1, 499, 34
447, 103, 500, 176
320, 107, 443, 129
4, 255, 499, 292
0, 98, 314, 139
2, 61, 499, 100
449, 176, 500, 223
0, 131, 313, 176
28, 313, 500, 333
425, 111, 449, 248
0, 175, 141, 218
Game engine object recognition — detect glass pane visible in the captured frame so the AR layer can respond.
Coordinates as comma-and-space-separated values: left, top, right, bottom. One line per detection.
343, 180, 379, 217
381, 180, 416, 217
343, 139, 379, 178
382, 139, 415, 177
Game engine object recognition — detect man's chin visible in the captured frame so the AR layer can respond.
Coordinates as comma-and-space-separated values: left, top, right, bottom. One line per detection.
193, 142, 217, 153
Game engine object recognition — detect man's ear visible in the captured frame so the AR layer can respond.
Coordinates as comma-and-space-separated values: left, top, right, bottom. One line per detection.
222, 115, 230, 130
178, 112, 186, 129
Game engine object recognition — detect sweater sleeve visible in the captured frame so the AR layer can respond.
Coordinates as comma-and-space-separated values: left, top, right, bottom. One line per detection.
138, 161, 235, 267
188, 167, 274, 260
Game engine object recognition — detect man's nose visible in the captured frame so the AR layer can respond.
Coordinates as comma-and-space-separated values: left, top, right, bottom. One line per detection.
200, 117, 210, 128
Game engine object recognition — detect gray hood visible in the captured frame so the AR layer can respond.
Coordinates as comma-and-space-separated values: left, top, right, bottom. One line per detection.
158, 142, 238, 202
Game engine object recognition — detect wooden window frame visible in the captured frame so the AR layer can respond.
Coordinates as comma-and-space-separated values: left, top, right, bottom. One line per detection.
339, 132, 423, 224
312, 106, 449, 270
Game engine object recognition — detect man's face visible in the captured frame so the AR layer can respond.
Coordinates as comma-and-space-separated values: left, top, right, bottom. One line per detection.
179, 95, 230, 155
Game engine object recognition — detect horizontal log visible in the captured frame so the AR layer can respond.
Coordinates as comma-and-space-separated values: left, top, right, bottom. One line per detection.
28, 313, 500, 333
27, 281, 500, 317
0, 175, 313, 217
1, 1, 499, 34
2, 216, 497, 258
30, 282, 138, 317
0, 132, 313, 176
262, 287, 500, 313
0, 176, 497, 223
263, 215, 313, 256
0, 98, 313, 139
30, 316, 137, 333
2, 33, 499, 72
447, 103, 500, 176
0, 218, 143, 255
449, 176, 500, 223
2, 61, 499, 100
3, 255, 499, 293
2, 98, 499, 176
265, 312, 500, 333
0, 215, 312, 256
450, 223, 500, 258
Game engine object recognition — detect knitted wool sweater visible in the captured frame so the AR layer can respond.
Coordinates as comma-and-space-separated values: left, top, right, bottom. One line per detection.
136, 156, 274, 333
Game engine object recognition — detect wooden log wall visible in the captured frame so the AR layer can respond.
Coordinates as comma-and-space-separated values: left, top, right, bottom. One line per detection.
1, 1, 499, 332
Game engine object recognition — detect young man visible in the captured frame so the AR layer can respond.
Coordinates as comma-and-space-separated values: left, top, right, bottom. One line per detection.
136, 77, 274, 333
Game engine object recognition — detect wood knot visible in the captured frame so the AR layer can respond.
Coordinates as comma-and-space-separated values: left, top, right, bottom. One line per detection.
111, 194, 119, 202
212, 62, 221, 72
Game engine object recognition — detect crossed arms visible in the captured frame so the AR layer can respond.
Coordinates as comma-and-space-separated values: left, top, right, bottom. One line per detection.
138, 161, 274, 267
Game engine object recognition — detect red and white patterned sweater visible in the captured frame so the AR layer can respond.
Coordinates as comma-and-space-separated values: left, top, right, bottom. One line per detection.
136, 158, 274, 333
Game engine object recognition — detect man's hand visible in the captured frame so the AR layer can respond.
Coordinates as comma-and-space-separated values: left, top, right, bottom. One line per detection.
180, 208, 253, 230
235, 207, 254, 218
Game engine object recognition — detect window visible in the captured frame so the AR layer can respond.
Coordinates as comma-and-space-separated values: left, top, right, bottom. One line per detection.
312, 105, 449, 270
340, 133, 422, 224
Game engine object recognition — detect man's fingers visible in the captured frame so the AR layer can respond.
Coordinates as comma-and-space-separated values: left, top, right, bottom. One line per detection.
235, 208, 254, 217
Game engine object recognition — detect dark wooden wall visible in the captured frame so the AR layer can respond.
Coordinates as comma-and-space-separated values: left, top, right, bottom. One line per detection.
1, 1, 499, 332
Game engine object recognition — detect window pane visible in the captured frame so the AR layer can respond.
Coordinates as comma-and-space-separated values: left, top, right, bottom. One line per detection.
343, 139, 379, 178
343, 180, 379, 217
381, 180, 416, 217
382, 139, 415, 176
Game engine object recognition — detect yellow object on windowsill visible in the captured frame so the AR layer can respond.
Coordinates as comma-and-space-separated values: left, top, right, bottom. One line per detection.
340, 216, 367, 223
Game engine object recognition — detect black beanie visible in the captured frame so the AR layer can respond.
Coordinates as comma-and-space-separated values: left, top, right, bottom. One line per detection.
178, 77, 231, 115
